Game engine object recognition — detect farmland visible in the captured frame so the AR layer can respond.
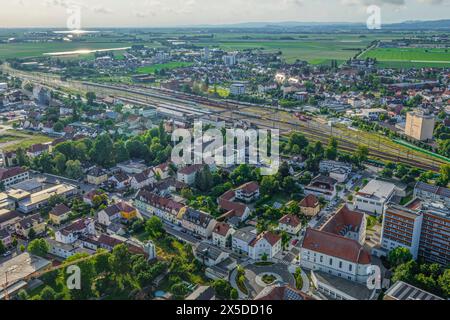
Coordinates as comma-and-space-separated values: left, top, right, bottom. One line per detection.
361, 47, 450, 67
0, 41, 161, 60
193, 33, 409, 64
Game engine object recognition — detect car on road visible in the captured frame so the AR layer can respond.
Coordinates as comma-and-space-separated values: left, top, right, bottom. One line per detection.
2, 251, 12, 257
291, 239, 298, 246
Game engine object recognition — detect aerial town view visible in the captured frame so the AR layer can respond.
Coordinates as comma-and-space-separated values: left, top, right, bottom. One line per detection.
0, 0, 449, 311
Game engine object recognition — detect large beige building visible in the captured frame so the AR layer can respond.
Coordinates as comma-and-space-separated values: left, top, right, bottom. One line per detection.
404, 111, 435, 141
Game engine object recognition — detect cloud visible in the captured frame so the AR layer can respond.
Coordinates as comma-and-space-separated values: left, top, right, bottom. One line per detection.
416, 0, 444, 4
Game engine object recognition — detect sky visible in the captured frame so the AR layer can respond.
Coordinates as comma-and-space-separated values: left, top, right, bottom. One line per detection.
0, 0, 449, 28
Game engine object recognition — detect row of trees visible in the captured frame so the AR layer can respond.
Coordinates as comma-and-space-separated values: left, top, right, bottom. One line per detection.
17, 123, 172, 179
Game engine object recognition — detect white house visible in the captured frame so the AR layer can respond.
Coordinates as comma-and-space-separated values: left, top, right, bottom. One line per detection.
55, 218, 96, 244
304, 175, 338, 201
212, 222, 234, 248
232, 226, 257, 255
177, 164, 204, 185
130, 170, 155, 190
235, 181, 260, 203
248, 231, 282, 260
278, 214, 302, 235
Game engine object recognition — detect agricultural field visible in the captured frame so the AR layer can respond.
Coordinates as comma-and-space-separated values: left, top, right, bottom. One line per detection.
193, 32, 408, 64
0, 41, 161, 60
361, 47, 450, 67
137, 62, 194, 74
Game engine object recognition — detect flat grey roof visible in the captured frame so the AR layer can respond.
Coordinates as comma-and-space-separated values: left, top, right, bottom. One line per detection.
313, 271, 376, 300
385, 281, 443, 300
0, 253, 51, 290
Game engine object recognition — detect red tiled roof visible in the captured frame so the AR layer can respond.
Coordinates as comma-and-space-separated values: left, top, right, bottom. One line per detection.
299, 194, 319, 208
238, 181, 259, 194
218, 198, 248, 217
250, 231, 281, 247
219, 190, 235, 201
302, 228, 371, 265
28, 143, 48, 153
136, 190, 184, 212
320, 205, 364, 235
178, 164, 204, 175
50, 204, 71, 217
0, 167, 27, 181
213, 222, 231, 237
279, 214, 301, 228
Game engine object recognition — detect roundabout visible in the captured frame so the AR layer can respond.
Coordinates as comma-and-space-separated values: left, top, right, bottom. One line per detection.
231, 262, 296, 299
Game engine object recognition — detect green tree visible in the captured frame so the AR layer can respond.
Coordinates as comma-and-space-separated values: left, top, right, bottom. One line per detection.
212, 279, 234, 300
91, 134, 115, 167
53, 121, 64, 132
388, 247, 413, 268
438, 269, 450, 298
53, 152, 67, 175
0, 240, 6, 254
27, 239, 49, 257
145, 216, 165, 239
86, 91, 96, 105
65, 160, 83, 179
39, 286, 57, 300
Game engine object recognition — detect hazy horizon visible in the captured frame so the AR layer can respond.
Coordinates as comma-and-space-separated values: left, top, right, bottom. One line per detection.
0, 0, 449, 29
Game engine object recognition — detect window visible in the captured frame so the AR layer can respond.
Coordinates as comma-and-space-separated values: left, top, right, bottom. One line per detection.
339, 261, 342, 269
349, 264, 353, 272
329, 258, 333, 265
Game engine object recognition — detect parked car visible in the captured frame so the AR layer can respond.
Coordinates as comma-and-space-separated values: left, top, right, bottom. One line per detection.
2, 251, 12, 257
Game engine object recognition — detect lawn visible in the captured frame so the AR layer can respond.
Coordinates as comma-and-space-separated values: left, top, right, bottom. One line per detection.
137, 62, 194, 74
1, 130, 53, 151
361, 47, 450, 67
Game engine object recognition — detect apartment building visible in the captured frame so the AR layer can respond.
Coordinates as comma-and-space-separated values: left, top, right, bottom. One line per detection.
381, 204, 423, 259
404, 111, 435, 141
380, 200, 450, 266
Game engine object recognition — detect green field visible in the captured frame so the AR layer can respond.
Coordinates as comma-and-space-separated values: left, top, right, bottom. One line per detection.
196, 39, 367, 64
137, 62, 194, 74
0, 41, 161, 60
361, 47, 450, 67
0, 129, 53, 152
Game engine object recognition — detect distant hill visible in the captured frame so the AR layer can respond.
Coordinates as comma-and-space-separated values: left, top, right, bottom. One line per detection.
186, 19, 450, 31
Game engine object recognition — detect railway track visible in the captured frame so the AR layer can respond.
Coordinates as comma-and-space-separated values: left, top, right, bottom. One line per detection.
112, 89, 439, 171
3, 64, 446, 171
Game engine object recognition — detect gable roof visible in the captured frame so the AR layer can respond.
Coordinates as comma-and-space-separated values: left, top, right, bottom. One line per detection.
104, 202, 135, 216
213, 222, 231, 237
279, 214, 301, 228
237, 181, 259, 194
50, 204, 71, 217
320, 205, 364, 236
302, 228, 371, 265
299, 194, 319, 208
250, 231, 281, 247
